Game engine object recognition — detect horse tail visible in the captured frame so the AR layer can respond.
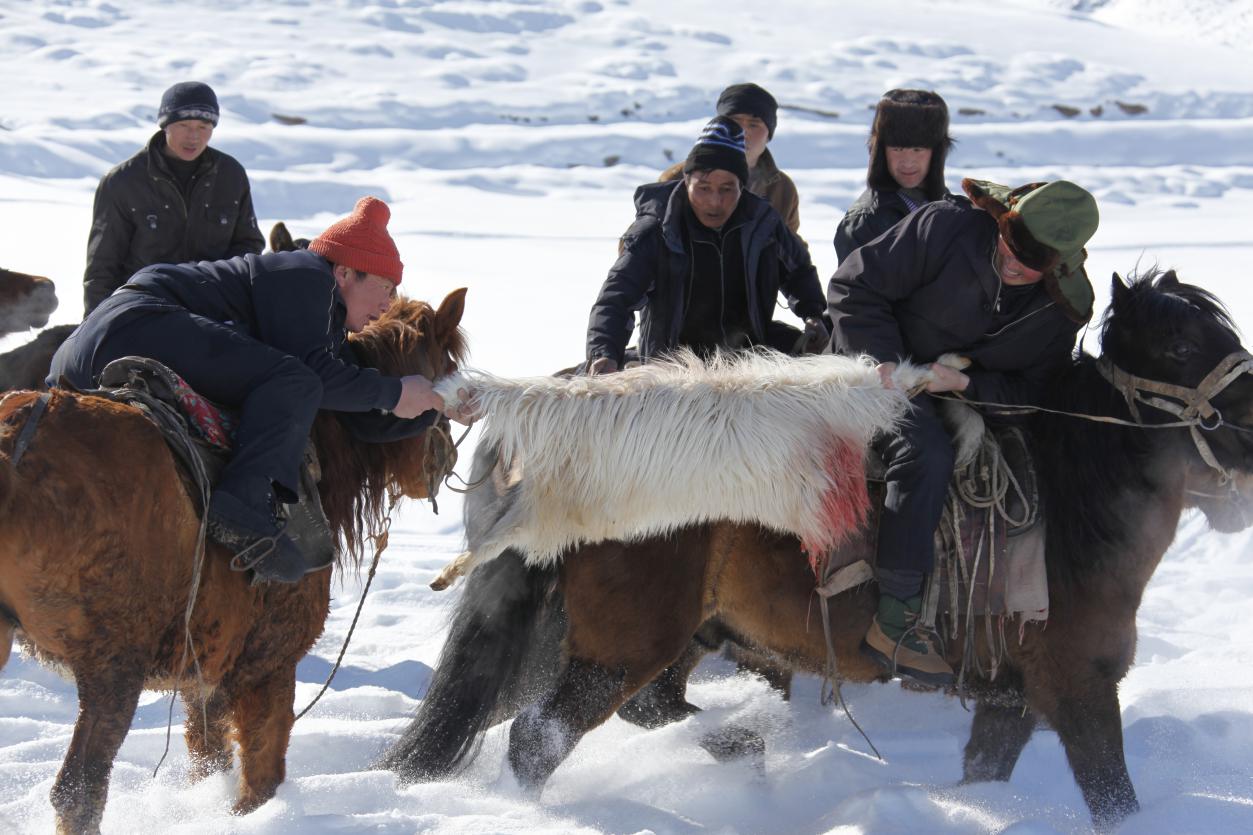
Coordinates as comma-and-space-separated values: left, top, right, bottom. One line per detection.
379, 548, 564, 781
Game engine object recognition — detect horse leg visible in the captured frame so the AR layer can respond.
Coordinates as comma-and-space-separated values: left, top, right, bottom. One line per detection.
509, 657, 626, 793
962, 699, 1037, 783
50, 668, 145, 835
616, 627, 713, 729
182, 686, 234, 781
510, 529, 715, 793
227, 668, 296, 815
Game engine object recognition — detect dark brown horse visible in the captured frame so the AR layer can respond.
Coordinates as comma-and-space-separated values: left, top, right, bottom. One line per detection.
384, 271, 1253, 831
0, 267, 58, 335
0, 290, 467, 834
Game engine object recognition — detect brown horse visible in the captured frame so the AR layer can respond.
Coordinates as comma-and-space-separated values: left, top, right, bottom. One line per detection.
0, 267, 58, 335
0, 289, 467, 834
385, 271, 1253, 831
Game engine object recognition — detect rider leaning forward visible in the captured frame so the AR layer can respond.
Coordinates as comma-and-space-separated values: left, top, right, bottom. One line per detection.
828, 177, 1100, 685
50, 197, 468, 584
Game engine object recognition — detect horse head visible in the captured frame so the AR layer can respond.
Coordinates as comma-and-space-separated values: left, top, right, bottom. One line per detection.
0, 269, 58, 335
1101, 269, 1253, 482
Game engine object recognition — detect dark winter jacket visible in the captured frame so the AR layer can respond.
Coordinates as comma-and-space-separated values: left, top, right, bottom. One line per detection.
83, 131, 265, 315
587, 180, 825, 366
67, 250, 432, 442
828, 196, 1092, 406
660, 147, 801, 234
833, 186, 936, 263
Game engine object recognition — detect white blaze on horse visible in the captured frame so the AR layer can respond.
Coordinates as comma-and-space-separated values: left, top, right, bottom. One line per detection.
432, 350, 946, 589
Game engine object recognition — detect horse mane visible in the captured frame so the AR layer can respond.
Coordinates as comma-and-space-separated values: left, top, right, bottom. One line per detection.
313, 297, 468, 567
1038, 268, 1239, 596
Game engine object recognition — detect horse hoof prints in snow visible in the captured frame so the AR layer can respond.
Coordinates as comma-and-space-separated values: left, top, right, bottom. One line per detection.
0, 290, 466, 834
389, 271, 1253, 832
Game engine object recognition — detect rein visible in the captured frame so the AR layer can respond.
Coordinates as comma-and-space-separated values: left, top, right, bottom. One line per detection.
935, 350, 1253, 489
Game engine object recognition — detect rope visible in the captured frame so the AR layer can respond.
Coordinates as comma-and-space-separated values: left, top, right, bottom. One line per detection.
817, 589, 882, 761
293, 490, 400, 722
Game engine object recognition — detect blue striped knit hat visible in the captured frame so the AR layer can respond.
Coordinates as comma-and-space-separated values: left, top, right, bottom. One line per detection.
682, 116, 749, 185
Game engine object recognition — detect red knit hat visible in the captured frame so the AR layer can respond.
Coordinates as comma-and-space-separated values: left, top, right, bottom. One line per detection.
308, 196, 403, 285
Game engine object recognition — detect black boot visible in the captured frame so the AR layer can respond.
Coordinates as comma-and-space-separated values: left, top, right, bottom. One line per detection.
207, 482, 310, 584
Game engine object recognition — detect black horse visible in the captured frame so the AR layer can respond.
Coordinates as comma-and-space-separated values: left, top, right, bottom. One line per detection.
383, 270, 1253, 831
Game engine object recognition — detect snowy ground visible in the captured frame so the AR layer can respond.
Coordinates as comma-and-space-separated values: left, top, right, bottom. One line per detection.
1, 0, 1252, 832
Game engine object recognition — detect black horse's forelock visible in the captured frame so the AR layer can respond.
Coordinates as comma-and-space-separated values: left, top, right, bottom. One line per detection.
1101, 268, 1239, 348
1041, 269, 1239, 597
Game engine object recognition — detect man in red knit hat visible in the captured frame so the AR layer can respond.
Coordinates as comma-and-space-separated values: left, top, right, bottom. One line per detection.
50, 196, 455, 583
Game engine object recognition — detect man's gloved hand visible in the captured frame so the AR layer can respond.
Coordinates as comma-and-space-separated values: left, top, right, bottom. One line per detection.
798, 316, 831, 354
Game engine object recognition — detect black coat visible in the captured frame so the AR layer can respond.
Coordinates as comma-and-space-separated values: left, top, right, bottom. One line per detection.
83, 131, 265, 315
833, 187, 929, 264
587, 181, 825, 365
60, 251, 432, 443
828, 197, 1091, 406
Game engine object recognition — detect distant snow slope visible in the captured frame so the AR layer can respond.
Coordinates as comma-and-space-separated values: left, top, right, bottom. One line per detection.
1, 1, 1252, 833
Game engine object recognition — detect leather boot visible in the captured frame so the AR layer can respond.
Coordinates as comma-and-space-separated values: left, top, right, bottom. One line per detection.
207, 481, 311, 584
862, 594, 954, 687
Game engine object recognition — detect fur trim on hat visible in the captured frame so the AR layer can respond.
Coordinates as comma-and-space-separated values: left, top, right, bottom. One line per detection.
866, 89, 952, 200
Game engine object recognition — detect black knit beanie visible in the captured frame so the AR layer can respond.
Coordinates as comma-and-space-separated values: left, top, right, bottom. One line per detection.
682, 116, 749, 185
716, 83, 779, 139
158, 82, 220, 128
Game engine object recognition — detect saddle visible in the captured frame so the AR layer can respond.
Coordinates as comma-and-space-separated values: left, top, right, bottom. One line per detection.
92, 356, 336, 572
820, 400, 1048, 630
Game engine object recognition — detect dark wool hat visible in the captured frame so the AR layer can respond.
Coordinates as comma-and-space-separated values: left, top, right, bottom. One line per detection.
716, 82, 779, 139
158, 81, 220, 128
866, 89, 954, 200
683, 116, 749, 185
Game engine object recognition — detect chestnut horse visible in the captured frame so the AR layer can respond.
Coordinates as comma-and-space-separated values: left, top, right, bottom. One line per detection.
385, 271, 1253, 830
0, 267, 58, 336
0, 289, 467, 834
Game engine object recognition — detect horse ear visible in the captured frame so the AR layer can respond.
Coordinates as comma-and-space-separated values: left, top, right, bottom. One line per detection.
269, 222, 296, 253
1160, 269, 1180, 286
1110, 272, 1130, 307
436, 287, 467, 337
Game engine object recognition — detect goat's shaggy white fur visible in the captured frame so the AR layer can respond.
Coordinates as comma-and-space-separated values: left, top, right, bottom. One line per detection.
431, 350, 931, 588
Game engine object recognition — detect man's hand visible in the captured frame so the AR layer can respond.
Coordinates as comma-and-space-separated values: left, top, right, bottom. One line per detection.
588, 357, 619, 376
799, 317, 831, 354
394, 374, 444, 419
924, 362, 970, 393
444, 386, 478, 426
876, 361, 898, 390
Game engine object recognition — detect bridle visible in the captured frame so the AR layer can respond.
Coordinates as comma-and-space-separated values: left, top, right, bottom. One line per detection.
1095, 350, 1253, 488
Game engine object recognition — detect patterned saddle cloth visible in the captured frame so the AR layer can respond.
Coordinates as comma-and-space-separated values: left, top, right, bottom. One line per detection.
93, 356, 336, 570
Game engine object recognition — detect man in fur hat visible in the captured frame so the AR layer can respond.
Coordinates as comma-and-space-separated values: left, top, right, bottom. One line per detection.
828, 178, 1100, 685
586, 117, 827, 374
51, 197, 464, 584
659, 83, 803, 235
834, 89, 953, 263
83, 81, 265, 316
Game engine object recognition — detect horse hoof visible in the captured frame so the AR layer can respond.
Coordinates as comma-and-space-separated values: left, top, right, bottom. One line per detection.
698, 725, 765, 771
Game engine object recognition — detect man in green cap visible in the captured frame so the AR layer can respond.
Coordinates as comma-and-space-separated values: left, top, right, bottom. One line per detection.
828, 177, 1099, 686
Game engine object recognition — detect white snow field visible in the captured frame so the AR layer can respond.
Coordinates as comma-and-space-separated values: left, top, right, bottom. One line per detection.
1, 0, 1252, 832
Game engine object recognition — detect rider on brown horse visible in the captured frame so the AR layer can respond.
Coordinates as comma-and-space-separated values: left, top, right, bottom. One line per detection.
48, 196, 460, 583
828, 178, 1100, 685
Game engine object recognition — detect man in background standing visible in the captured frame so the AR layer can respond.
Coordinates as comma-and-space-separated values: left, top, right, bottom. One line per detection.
83, 81, 264, 315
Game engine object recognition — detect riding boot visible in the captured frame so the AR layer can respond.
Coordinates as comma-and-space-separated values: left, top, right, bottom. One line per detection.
862, 594, 954, 687
206, 479, 311, 584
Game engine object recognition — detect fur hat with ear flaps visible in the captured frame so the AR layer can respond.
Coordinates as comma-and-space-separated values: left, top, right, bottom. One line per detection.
866, 89, 953, 200
963, 178, 1099, 323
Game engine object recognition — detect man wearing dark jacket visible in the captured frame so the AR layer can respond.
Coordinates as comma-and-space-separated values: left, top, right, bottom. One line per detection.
829, 177, 1100, 685
659, 83, 803, 236
834, 89, 953, 264
83, 81, 265, 315
51, 197, 453, 583
587, 117, 827, 373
